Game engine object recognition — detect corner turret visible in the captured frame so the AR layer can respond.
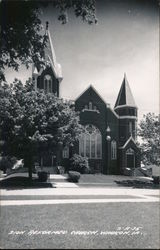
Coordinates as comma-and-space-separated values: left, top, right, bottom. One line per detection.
114, 74, 138, 144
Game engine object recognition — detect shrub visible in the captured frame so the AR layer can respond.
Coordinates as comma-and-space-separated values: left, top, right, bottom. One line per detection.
37, 171, 50, 182
68, 171, 81, 183
153, 176, 160, 185
69, 154, 89, 174
0, 156, 16, 173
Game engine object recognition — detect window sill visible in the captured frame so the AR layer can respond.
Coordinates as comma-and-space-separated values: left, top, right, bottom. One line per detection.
82, 109, 100, 114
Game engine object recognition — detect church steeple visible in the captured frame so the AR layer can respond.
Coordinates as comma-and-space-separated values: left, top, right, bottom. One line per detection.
32, 21, 63, 96
114, 73, 137, 109
114, 74, 138, 145
43, 21, 63, 82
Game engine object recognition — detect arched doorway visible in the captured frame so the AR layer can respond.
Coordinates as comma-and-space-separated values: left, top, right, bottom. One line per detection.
126, 148, 135, 169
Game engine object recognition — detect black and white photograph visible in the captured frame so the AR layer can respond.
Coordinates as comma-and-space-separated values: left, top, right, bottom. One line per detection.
0, 0, 159, 249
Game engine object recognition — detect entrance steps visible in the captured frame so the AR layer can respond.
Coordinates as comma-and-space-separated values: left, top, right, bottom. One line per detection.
48, 174, 78, 188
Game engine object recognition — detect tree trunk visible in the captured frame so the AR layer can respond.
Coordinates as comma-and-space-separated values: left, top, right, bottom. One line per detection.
24, 154, 34, 181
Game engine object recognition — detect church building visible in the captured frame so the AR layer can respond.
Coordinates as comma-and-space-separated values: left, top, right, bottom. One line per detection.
32, 24, 140, 175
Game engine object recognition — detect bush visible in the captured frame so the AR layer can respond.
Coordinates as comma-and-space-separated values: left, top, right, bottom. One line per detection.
68, 171, 81, 183
153, 176, 160, 185
37, 171, 50, 182
0, 156, 16, 173
69, 154, 89, 174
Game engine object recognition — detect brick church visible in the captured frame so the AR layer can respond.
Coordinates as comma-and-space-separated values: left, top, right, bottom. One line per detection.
32, 25, 140, 175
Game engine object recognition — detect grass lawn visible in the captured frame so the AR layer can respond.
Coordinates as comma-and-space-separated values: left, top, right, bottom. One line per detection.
0, 202, 159, 249
77, 174, 136, 183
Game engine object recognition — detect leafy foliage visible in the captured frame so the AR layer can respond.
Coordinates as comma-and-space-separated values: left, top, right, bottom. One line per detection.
0, 79, 82, 178
0, 156, 17, 173
138, 113, 160, 165
0, 0, 97, 81
69, 153, 89, 173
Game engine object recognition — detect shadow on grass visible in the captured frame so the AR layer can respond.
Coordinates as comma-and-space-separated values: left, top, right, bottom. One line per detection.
0, 176, 55, 190
114, 179, 159, 189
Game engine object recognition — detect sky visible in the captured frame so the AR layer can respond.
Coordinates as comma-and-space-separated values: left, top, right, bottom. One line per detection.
5, 0, 159, 122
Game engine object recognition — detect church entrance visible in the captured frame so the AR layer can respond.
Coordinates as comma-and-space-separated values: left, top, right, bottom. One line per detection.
88, 160, 102, 173
126, 148, 135, 169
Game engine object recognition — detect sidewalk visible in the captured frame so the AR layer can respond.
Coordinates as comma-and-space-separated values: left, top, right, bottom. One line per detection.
1, 174, 159, 206
0, 173, 158, 189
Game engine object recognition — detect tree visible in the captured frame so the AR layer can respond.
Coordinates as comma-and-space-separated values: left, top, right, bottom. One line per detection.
0, 0, 97, 81
138, 113, 160, 165
0, 79, 83, 179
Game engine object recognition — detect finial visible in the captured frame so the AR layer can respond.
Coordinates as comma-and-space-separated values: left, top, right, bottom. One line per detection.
106, 126, 111, 133
46, 21, 49, 30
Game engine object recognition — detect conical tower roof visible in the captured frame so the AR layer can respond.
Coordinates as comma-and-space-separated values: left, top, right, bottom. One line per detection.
114, 73, 137, 109
43, 21, 63, 82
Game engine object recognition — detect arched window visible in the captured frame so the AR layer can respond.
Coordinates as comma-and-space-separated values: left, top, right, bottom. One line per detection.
62, 146, 69, 159
94, 106, 97, 111
126, 148, 134, 155
89, 102, 92, 110
129, 121, 132, 135
44, 74, 52, 93
111, 140, 117, 160
79, 125, 102, 159
82, 102, 99, 113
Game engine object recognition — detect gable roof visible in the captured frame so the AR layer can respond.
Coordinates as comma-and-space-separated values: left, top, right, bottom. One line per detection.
75, 84, 119, 118
75, 84, 107, 104
119, 136, 138, 149
114, 73, 137, 109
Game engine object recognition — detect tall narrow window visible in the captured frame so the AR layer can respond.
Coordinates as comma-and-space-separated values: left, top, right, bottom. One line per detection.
44, 74, 52, 93
79, 125, 102, 159
129, 121, 132, 135
134, 120, 137, 140
89, 102, 92, 110
62, 146, 69, 159
111, 140, 117, 160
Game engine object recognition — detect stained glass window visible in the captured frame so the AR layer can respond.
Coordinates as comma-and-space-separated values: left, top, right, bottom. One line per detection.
79, 125, 102, 159
62, 146, 69, 158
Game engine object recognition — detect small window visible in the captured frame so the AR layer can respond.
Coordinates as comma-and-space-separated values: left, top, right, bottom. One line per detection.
83, 102, 99, 113
89, 102, 92, 110
62, 146, 69, 158
94, 106, 97, 111
44, 74, 52, 93
134, 120, 137, 139
129, 121, 132, 135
